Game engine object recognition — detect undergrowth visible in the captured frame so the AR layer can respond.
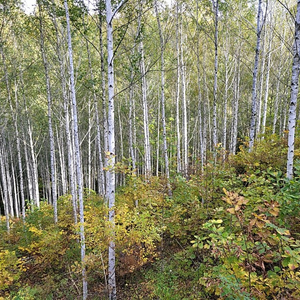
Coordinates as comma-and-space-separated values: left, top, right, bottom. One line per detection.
1, 136, 300, 299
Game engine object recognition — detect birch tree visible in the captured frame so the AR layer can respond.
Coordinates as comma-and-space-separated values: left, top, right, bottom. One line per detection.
139, 4, 152, 178
154, 0, 170, 189
38, 0, 57, 223
51, 11, 78, 224
176, 1, 182, 173
212, 0, 219, 153
287, 0, 300, 179
249, 0, 263, 151
64, 0, 87, 297
104, 0, 119, 296
0, 140, 10, 232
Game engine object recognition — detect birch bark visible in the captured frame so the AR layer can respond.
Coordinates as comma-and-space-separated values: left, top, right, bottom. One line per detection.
249, 0, 263, 151
230, 48, 241, 154
212, 0, 219, 153
64, 0, 87, 297
14, 82, 25, 220
180, 19, 188, 176
287, 0, 300, 179
51, 11, 78, 224
154, 0, 171, 194
98, 3, 108, 196
38, 1, 57, 222
176, 1, 182, 173
105, 0, 117, 297
0, 143, 10, 232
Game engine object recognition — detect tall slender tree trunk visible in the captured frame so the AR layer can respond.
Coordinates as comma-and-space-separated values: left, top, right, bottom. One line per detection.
230, 47, 241, 154
129, 69, 137, 175
223, 39, 230, 160
249, 0, 263, 151
156, 93, 160, 177
256, 32, 266, 136
98, 2, 109, 197
212, 0, 219, 153
180, 19, 188, 177
8, 139, 19, 218
105, 0, 117, 297
64, 1, 87, 298
0, 143, 10, 232
14, 81, 25, 220
154, 0, 171, 194
57, 128, 67, 195
176, 1, 182, 173
38, 1, 57, 222
51, 12, 78, 224
287, 0, 300, 179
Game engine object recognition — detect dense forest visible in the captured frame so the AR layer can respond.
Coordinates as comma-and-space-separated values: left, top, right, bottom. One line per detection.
1, 0, 300, 299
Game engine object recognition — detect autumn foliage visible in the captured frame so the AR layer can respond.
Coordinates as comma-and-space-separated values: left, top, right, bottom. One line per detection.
1, 138, 300, 299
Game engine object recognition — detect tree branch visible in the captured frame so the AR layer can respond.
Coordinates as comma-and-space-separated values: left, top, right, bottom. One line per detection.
110, 0, 129, 23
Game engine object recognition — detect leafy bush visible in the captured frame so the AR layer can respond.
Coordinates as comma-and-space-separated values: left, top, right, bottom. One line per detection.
193, 189, 300, 299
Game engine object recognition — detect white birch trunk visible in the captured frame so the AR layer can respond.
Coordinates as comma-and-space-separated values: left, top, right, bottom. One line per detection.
287, 0, 300, 179
230, 49, 241, 154
105, 0, 117, 297
8, 141, 19, 218
22, 130, 33, 203
140, 40, 151, 177
98, 5, 109, 197
14, 82, 25, 219
249, 0, 263, 151
0, 145, 10, 232
223, 46, 229, 160
256, 33, 266, 136
180, 23, 188, 177
51, 13, 78, 224
176, 1, 182, 173
154, 0, 171, 193
64, 1, 87, 297
57, 129, 67, 195
156, 93, 160, 177
2, 146, 14, 217
137, 2, 151, 177
129, 70, 137, 174
212, 0, 219, 153
10, 155, 19, 218
202, 47, 209, 155
38, 1, 57, 222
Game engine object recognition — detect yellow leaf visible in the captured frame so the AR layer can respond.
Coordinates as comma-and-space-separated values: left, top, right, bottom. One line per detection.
269, 207, 279, 216
249, 218, 256, 227
234, 205, 241, 211
239, 197, 248, 205
288, 263, 298, 270
256, 220, 265, 229
227, 208, 235, 214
